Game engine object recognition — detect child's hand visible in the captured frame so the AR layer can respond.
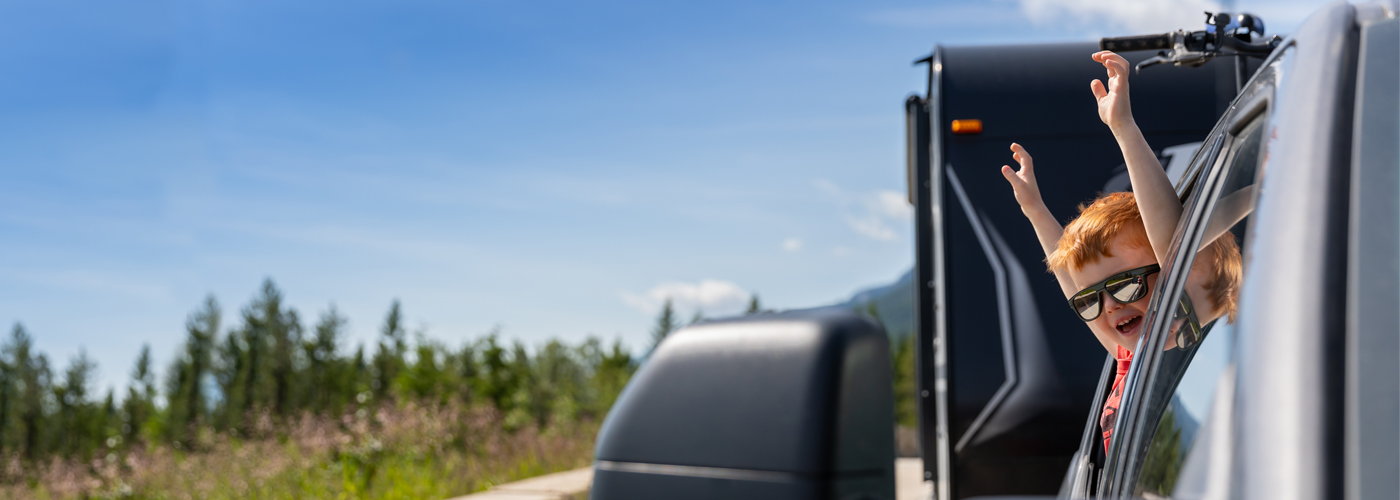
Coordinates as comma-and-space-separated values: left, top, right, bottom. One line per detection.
1000, 143, 1048, 217
1090, 51, 1135, 130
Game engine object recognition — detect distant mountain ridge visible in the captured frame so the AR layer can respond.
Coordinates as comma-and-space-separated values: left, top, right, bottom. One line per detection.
841, 268, 914, 339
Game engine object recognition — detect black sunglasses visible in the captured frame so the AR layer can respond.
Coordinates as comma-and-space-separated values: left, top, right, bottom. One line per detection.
1068, 264, 1161, 322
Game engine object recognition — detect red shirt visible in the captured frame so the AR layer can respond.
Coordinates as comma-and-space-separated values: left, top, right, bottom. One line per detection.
1100, 346, 1133, 455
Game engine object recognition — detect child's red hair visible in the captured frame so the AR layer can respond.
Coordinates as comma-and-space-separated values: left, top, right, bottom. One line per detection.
1047, 192, 1151, 274
1048, 191, 1241, 320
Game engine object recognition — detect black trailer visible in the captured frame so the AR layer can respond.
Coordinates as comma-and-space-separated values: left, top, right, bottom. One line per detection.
906, 44, 1248, 498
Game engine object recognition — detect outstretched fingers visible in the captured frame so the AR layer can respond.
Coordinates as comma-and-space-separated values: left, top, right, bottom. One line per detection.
1103, 53, 1131, 74
1010, 143, 1034, 171
1093, 51, 1130, 73
1001, 165, 1022, 185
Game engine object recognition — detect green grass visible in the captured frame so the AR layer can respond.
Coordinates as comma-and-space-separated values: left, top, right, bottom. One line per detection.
0, 402, 597, 500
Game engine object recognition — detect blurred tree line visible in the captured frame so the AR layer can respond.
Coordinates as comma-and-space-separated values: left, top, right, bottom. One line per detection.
0, 278, 636, 464
863, 302, 918, 428
649, 296, 919, 428
0, 281, 919, 468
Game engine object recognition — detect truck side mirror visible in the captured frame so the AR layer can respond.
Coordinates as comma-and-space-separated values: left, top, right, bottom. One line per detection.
590, 308, 896, 500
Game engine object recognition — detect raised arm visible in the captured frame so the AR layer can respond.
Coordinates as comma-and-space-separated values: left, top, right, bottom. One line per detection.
1091, 51, 1181, 266
1000, 143, 1079, 299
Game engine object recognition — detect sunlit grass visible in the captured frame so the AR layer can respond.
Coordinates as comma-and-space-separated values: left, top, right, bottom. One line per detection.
0, 402, 596, 500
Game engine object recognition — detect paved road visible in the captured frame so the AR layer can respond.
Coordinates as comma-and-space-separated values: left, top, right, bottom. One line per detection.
449, 458, 934, 500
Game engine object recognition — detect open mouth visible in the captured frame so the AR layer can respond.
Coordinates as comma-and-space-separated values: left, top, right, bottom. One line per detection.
1115, 315, 1143, 335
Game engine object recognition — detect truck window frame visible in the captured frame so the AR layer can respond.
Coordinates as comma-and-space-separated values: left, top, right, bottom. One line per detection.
1098, 49, 1289, 496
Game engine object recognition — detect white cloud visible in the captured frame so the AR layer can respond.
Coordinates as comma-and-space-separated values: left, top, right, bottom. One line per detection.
814, 180, 912, 242
875, 190, 912, 220
1019, 0, 1223, 33
865, 3, 1023, 28
620, 280, 752, 317
783, 238, 803, 252
846, 215, 898, 241
833, 246, 853, 257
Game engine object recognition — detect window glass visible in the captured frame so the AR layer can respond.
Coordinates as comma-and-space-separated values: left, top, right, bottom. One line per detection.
1133, 114, 1266, 498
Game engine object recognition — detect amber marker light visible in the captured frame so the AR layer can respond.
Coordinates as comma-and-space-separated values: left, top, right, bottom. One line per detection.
951, 119, 982, 134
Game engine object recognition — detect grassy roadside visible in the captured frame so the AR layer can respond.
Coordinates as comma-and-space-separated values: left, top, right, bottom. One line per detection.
0, 402, 597, 500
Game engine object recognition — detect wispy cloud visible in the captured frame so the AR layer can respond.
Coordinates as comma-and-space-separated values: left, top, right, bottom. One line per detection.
874, 190, 912, 221
1018, 0, 1223, 33
782, 237, 803, 252
0, 267, 173, 304
620, 280, 752, 317
866, 0, 1314, 42
846, 214, 898, 241
865, 3, 1024, 28
814, 180, 911, 242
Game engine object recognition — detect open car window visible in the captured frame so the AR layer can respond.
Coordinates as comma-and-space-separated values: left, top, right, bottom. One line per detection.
1118, 44, 1297, 498
1130, 108, 1270, 497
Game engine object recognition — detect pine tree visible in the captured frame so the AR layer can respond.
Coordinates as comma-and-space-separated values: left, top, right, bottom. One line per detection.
238, 279, 298, 422
475, 333, 511, 411
271, 307, 301, 417
456, 344, 479, 405
0, 325, 17, 454
19, 346, 50, 460
402, 336, 447, 403
236, 315, 261, 428
649, 299, 677, 351
530, 340, 584, 426
590, 339, 634, 417
99, 390, 117, 449
182, 295, 221, 441
213, 333, 245, 430
503, 341, 534, 428
123, 345, 156, 443
351, 344, 369, 400
55, 350, 96, 456
745, 295, 762, 315
372, 300, 407, 401
163, 353, 189, 443
240, 308, 266, 424
5, 325, 48, 459
307, 305, 347, 413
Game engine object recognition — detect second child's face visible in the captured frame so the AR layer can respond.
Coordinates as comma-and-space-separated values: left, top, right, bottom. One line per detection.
1070, 234, 1159, 354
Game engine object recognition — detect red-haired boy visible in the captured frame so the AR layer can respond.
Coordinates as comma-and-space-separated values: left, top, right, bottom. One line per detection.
999, 52, 1242, 453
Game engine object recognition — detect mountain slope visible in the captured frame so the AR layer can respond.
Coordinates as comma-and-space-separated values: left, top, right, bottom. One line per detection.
842, 268, 914, 339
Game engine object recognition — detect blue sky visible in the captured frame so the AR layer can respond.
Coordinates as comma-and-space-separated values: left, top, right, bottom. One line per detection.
0, 0, 1326, 392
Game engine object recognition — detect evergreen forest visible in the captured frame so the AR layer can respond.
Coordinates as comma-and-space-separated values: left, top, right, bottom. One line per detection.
0, 278, 915, 499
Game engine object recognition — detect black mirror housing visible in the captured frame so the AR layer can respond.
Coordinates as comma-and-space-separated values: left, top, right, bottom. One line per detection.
590, 308, 896, 500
